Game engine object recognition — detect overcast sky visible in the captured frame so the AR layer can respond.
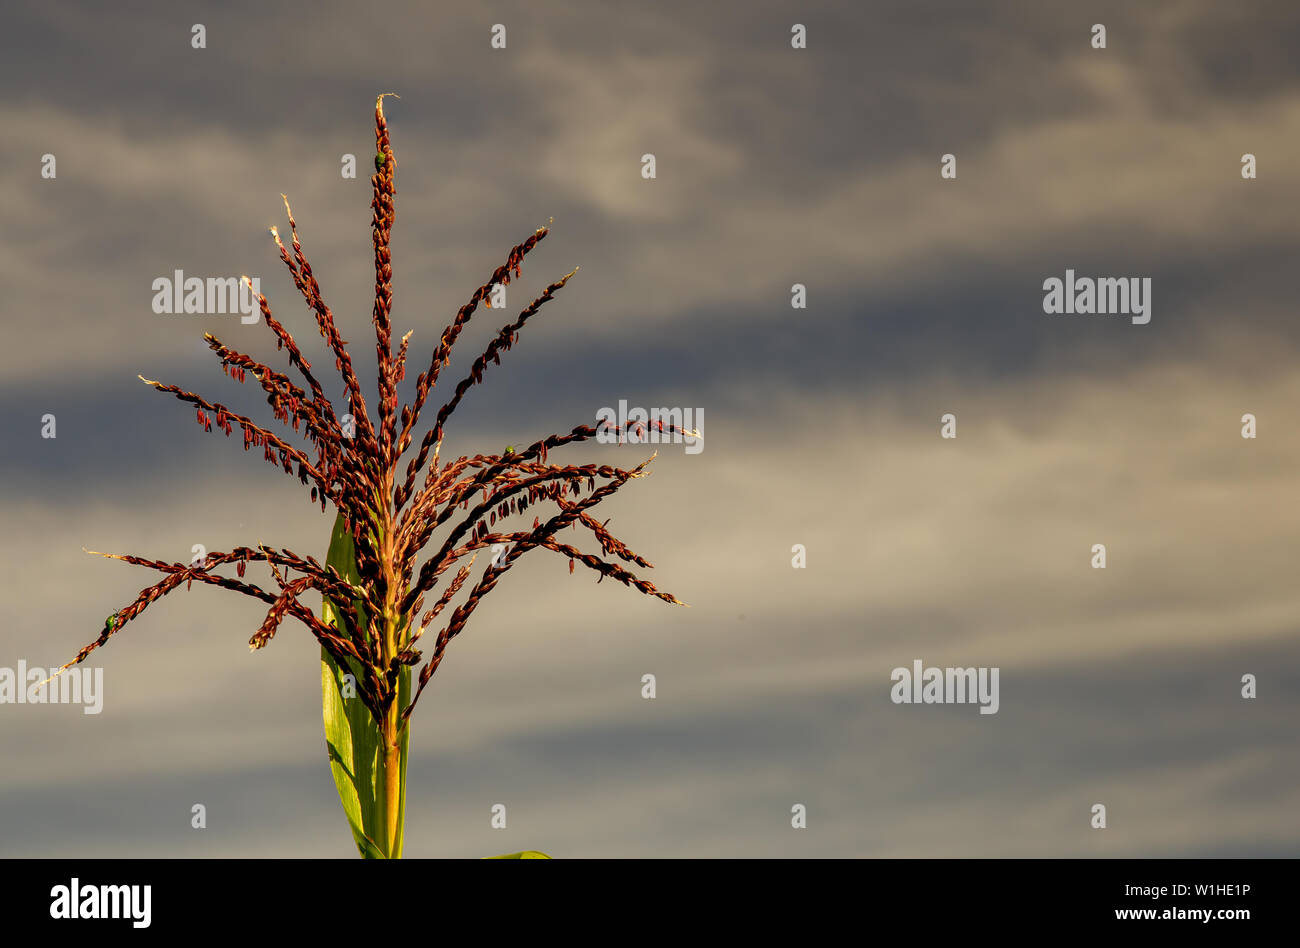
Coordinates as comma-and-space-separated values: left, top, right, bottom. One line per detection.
1, 0, 1298, 857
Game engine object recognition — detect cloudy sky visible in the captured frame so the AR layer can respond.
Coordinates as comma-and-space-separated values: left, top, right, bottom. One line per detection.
1, 0, 1298, 857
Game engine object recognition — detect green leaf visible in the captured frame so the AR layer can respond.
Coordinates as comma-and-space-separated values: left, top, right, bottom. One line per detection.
320, 512, 409, 858
485, 851, 553, 859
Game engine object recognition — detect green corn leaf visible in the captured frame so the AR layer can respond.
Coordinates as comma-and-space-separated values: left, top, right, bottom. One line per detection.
321, 512, 409, 858
485, 851, 553, 859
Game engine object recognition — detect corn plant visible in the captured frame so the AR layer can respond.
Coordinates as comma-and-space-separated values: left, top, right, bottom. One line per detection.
54, 95, 691, 858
